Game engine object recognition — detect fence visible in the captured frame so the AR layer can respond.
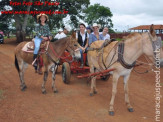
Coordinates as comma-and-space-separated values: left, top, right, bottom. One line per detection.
110, 33, 163, 40
110, 33, 130, 39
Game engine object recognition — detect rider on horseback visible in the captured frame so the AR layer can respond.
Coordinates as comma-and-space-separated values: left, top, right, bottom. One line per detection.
33, 13, 52, 69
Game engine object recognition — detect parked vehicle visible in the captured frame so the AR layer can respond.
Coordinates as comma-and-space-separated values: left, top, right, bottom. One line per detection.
0, 33, 4, 44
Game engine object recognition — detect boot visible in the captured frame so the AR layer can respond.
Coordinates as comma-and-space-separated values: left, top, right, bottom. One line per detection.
38, 67, 43, 75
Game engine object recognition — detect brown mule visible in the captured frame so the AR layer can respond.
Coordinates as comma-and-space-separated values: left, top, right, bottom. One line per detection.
14, 33, 78, 94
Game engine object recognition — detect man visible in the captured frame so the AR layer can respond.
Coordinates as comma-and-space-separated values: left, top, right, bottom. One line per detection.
57, 26, 70, 39
100, 27, 110, 40
89, 23, 104, 46
54, 28, 63, 39
50, 26, 71, 72
86, 26, 92, 36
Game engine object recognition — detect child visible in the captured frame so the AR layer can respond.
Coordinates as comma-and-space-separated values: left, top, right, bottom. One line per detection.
33, 13, 51, 70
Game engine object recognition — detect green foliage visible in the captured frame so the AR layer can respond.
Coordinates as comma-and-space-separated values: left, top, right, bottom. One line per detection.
116, 38, 122, 41
0, 0, 90, 33
84, 3, 113, 29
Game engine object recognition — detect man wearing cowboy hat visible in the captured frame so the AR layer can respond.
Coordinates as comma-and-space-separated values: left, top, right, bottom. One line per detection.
89, 23, 104, 45
54, 28, 63, 40
57, 26, 71, 39
33, 13, 52, 71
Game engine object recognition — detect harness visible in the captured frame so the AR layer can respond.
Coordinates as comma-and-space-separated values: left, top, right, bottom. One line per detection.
117, 42, 136, 69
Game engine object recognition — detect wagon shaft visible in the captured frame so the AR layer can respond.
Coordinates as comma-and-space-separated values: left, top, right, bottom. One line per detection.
77, 68, 115, 78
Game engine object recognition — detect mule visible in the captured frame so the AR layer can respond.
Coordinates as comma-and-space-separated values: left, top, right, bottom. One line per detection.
87, 24, 163, 115
14, 34, 77, 94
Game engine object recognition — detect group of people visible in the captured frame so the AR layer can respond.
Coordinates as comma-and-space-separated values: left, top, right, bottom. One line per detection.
53, 23, 110, 67
74, 23, 110, 67
33, 13, 111, 70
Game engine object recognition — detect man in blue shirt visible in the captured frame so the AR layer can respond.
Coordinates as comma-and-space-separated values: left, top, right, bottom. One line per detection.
89, 23, 104, 46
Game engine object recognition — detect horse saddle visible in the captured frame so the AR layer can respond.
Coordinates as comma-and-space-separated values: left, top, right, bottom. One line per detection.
22, 40, 48, 53
27, 41, 47, 50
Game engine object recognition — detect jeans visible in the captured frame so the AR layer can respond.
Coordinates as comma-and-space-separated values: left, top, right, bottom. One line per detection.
34, 36, 43, 54
79, 48, 83, 64
79, 47, 87, 64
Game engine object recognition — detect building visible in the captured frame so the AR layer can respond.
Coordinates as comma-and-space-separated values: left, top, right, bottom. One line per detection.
129, 24, 163, 39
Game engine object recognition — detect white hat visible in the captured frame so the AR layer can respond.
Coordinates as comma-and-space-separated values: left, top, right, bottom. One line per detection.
92, 23, 101, 29
64, 26, 71, 31
58, 28, 63, 32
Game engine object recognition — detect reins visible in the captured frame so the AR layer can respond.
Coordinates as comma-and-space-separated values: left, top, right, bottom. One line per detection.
47, 37, 75, 63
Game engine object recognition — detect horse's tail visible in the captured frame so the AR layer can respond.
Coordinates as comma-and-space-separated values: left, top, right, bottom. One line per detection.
15, 55, 20, 72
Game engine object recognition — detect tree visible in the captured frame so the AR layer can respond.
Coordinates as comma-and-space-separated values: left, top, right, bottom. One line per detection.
0, 0, 90, 42
84, 4, 113, 29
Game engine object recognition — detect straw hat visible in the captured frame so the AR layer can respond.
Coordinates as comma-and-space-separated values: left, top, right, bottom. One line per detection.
92, 23, 101, 29
37, 13, 49, 22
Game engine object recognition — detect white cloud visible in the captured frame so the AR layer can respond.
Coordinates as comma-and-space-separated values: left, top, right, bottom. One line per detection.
90, 0, 163, 31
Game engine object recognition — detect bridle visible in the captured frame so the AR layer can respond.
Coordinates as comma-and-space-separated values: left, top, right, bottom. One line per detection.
47, 37, 77, 64
133, 32, 162, 74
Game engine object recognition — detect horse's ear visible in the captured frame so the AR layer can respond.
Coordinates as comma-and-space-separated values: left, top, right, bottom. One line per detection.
149, 24, 156, 37
71, 30, 76, 39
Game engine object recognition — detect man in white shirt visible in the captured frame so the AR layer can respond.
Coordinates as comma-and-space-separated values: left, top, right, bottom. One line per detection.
54, 26, 70, 40
54, 28, 63, 39
50, 26, 71, 72
57, 26, 70, 39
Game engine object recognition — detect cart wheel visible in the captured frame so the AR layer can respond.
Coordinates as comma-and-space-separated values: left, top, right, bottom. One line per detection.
62, 62, 71, 84
101, 74, 110, 81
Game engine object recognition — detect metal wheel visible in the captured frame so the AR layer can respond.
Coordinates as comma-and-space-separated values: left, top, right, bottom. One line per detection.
62, 62, 71, 84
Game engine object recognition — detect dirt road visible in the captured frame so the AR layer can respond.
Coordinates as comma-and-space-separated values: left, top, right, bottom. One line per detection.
0, 39, 162, 122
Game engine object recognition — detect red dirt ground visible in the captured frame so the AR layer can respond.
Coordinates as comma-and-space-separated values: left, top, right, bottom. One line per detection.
0, 38, 162, 122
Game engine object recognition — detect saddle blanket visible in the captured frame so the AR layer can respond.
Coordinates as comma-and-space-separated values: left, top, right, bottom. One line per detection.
22, 41, 47, 53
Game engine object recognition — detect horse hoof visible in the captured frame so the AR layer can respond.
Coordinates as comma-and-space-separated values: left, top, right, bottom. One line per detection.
21, 86, 27, 91
54, 90, 58, 93
128, 108, 134, 112
90, 93, 93, 96
21, 88, 25, 91
94, 91, 97, 94
109, 111, 114, 116
42, 90, 47, 94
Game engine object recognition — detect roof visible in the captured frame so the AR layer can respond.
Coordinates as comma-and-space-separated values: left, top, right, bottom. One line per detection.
129, 25, 163, 30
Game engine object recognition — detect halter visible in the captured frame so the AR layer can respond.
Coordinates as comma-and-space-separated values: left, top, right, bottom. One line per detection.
46, 37, 76, 64
133, 32, 162, 74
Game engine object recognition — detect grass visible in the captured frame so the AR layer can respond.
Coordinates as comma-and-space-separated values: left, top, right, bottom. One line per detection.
4, 36, 16, 39
116, 38, 122, 41
0, 89, 5, 100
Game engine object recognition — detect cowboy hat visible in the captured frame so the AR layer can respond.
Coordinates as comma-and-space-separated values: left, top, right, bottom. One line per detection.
37, 13, 49, 22
92, 23, 101, 29
58, 28, 63, 32
64, 26, 71, 32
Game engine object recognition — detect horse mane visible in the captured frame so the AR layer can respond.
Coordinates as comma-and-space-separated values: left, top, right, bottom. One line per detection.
53, 37, 68, 45
124, 32, 141, 43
